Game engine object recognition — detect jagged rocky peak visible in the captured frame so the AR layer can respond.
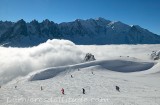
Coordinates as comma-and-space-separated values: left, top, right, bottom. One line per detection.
43, 19, 50, 22
41, 19, 57, 26
30, 19, 39, 24
94, 17, 110, 22
0, 20, 13, 28
95, 17, 105, 20
12, 19, 28, 36
0, 20, 12, 24
42, 19, 51, 24
108, 21, 131, 32
41, 19, 50, 26
75, 19, 84, 22
14, 19, 27, 27
108, 21, 129, 27
16, 19, 26, 24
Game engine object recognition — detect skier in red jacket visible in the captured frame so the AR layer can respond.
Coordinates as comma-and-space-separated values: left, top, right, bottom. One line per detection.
61, 88, 64, 95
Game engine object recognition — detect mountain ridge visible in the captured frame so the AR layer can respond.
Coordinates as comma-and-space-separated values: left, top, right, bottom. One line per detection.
0, 17, 160, 47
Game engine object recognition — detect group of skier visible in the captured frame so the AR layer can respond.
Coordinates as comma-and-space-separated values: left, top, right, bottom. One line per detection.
60, 69, 88, 95
61, 88, 85, 95
61, 69, 120, 95
0, 68, 120, 95
59, 70, 120, 95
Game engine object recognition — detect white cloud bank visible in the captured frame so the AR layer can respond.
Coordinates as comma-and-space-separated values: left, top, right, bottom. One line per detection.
0, 39, 84, 85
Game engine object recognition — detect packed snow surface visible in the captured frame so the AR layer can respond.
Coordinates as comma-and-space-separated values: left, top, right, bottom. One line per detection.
0, 39, 160, 105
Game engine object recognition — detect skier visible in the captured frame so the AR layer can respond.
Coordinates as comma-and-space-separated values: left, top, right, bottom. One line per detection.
15, 86, 17, 89
41, 86, 43, 90
71, 75, 73, 78
82, 88, 85, 94
61, 88, 64, 95
116, 86, 120, 92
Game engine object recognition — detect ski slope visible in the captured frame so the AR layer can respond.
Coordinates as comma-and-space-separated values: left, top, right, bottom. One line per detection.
0, 40, 160, 105
0, 57, 160, 105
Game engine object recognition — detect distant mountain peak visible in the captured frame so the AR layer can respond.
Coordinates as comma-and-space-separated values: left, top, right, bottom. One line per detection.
17, 19, 26, 23
94, 17, 106, 20
31, 19, 39, 23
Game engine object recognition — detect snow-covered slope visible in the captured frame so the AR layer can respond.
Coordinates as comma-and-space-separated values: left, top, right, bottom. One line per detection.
0, 57, 160, 105
0, 39, 160, 105
0, 18, 160, 47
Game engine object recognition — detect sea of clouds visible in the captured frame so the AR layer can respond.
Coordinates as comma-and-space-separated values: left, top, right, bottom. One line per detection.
0, 39, 85, 85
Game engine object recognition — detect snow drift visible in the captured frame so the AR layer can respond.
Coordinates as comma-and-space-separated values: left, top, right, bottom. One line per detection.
0, 39, 84, 85
28, 59, 155, 81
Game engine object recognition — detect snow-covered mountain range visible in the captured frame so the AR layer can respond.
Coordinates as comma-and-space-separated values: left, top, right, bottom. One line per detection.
0, 17, 160, 47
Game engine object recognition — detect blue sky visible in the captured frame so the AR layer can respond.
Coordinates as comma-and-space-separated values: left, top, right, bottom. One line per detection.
0, 0, 160, 35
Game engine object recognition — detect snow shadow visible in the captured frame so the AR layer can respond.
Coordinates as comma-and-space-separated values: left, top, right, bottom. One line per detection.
100, 60, 155, 72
